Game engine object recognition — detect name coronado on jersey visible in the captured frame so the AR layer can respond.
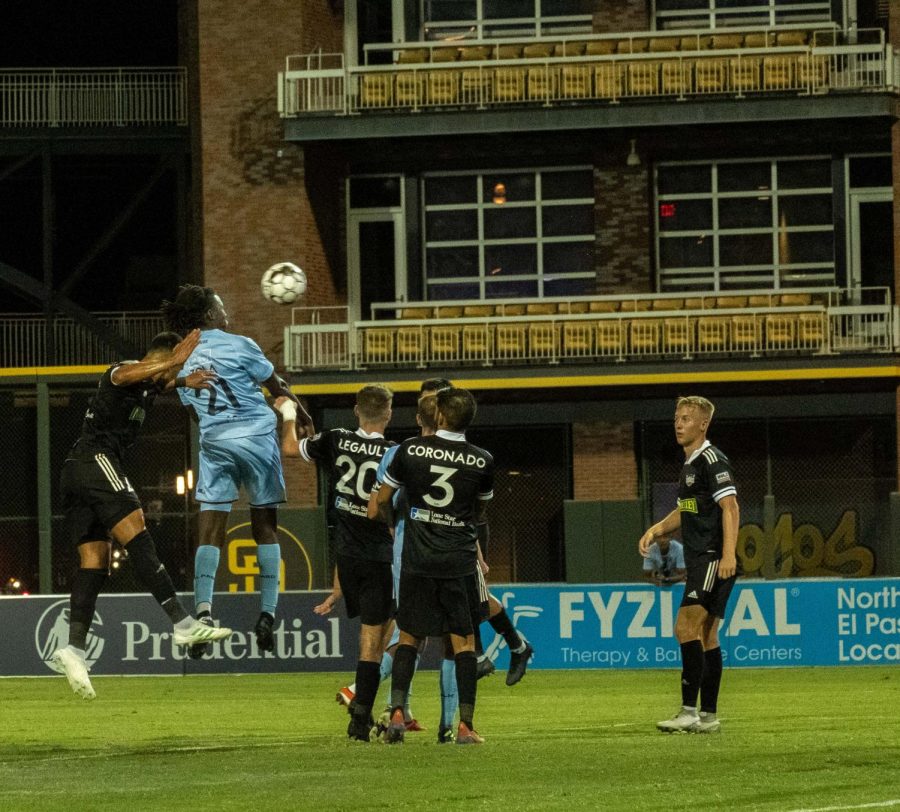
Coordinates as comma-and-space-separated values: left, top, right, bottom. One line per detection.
336, 437, 389, 457
407, 444, 487, 467
678, 497, 698, 513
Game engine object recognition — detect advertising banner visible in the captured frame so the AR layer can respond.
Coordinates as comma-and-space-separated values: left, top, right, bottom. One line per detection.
3, 578, 899, 678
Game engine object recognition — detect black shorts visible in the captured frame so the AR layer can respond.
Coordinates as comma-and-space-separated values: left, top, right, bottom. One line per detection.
397, 569, 487, 639
469, 565, 490, 628
336, 553, 393, 626
60, 454, 142, 546
680, 555, 737, 619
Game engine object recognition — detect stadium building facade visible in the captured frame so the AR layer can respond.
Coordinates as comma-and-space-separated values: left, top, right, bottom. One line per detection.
2, 0, 900, 590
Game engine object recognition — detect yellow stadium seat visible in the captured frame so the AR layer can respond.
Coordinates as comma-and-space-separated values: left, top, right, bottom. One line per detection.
765, 312, 797, 350
427, 47, 460, 105
661, 59, 692, 96
360, 74, 392, 108
396, 324, 427, 363
730, 56, 761, 94
662, 316, 693, 356
696, 316, 730, 353
627, 61, 660, 96
695, 58, 727, 93
563, 321, 595, 356
797, 311, 827, 351
596, 319, 625, 358
731, 313, 762, 353
495, 322, 527, 360
429, 324, 460, 361
796, 53, 828, 92
528, 322, 560, 358
363, 328, 394, 364
763, 54, 795, 90
459, 46, 492, 106
629, 319, 661, 355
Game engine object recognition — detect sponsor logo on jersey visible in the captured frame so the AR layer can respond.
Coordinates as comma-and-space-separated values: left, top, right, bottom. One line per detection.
677, 497, 698, 514
410, 507, 432, 522
686, 590, 698, 599
36, 599, 104, 673
685, 473, 695, 487
716, 472, 732, 484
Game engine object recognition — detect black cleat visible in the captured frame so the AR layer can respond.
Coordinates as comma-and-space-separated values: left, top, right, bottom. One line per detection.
255, 612, 275, 653
476, 657, 496, 680
437, 725, 455, 744
347, 711, 375, 742
506, 642, 534, 686
188, 614, 215, 660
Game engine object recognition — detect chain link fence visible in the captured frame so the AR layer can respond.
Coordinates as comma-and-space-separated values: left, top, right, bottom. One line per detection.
641, 416, 896, 578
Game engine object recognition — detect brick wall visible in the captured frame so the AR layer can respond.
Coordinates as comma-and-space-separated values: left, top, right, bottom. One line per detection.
592, 0, 649, 34
594, 165, 653, 294
572, 421, 638, 500
194, 0, 343, 506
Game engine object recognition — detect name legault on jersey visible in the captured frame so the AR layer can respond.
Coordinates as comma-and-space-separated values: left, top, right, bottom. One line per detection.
299, 430, 392, 463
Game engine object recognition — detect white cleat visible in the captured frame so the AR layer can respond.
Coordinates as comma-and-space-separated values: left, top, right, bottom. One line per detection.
694, 712, 721, 733
173, 619, 232, 647
657, 708, 700, 733
51, 647, 96, 700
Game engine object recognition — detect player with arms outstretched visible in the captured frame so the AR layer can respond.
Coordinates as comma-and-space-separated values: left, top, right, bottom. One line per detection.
161, 285, 314, 656
53, 330, 232, 699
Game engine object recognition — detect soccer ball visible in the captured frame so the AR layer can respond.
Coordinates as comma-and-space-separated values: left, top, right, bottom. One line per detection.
261, 262, 307, 304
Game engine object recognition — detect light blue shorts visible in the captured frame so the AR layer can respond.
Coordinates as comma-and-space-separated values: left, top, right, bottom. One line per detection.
196, 431, 285, 511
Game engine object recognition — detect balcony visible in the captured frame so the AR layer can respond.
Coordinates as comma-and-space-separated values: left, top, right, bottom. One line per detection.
283, 287, 896, 373
0, 68, 188, 128
279, 26, 898, 141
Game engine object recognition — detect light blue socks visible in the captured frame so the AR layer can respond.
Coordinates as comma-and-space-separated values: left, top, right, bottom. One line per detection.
440, 657, 459, 729
194, 545, 220, 615
256, 543, 281, 616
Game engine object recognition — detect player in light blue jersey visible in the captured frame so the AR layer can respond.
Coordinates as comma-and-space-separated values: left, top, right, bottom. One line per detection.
162, 285, 314, 656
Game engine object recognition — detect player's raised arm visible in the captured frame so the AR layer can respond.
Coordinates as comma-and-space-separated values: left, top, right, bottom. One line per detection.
264, 373, 315, 438
274, 396, 301, 457
111, 329, 202, 387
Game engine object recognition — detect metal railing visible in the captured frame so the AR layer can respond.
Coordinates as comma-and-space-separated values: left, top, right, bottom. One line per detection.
283, 287, 895, 371
0, 312, 165, 367
0, 68, 188, 127
279, 27, 896, 117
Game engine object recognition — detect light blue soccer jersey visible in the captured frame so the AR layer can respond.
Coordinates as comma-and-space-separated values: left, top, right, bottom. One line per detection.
177, 328, 276, 440
643, 539, 686, 574
375, 444, 404, 570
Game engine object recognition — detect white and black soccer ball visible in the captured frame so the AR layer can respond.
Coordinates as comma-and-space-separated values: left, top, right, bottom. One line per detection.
261, 262, 307, 304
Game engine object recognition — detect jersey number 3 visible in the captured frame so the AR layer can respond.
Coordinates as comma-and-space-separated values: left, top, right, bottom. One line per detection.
423, 465, 455, 508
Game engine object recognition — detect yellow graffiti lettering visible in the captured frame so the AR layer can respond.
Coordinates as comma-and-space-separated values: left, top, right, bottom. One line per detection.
737, 511, 874, 578
225, 538, 286, 593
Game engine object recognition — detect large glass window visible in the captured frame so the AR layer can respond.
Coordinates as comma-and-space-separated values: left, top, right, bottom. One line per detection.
655, 157, 834, 291
422, 0, 593, 39
423, 167, 595, 301
652, 0, 834, 30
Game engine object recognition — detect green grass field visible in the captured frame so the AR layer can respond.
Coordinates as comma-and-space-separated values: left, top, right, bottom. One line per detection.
3, 667, 899, 811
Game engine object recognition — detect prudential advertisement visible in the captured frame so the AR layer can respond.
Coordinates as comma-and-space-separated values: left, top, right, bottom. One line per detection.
2, 579, 899, 677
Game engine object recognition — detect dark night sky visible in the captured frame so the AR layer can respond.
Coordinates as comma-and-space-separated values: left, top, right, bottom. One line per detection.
1, 0, 178, 67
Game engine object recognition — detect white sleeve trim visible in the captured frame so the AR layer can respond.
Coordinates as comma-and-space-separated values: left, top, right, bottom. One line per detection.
383, 472, 402, 490
713, 486, 737, 502
299, 437, 313, 463
478, 490, 494, 501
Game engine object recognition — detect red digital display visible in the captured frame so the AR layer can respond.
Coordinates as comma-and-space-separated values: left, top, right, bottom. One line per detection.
659, 203, 676, 218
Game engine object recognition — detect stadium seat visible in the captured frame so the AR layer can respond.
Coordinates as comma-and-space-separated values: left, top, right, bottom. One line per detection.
589, 300, 619, 313
729, 55, 761, 94
459, 46, 492, 106
661, 59, 692, 97
363, 327, 394, 364
629, 318, 660, 355
764, 312, 797, 350
796, 53, 828, 92
524, 43, 557, 103
627, 60, 660, 97
396, 324, 427, 363
797, 311, 827, 351
652, 298, 683, 311
563, 321, 595, 357
695, 58, 727, 93
696, 315, 730, 353
493, 45, 525, 103
461, 304, 493, 362
662, 316, 693, 356
400, 306, 432, 319
360, 73, 393, 108
731, 313, 762, 353
427, 47, 460, 105
495, 321, 527, 360
558, 41, 591, 99
429, 323, 461, 361
763, 54, 795, 90
779, 293, 813, 306
596, 318, 625, 358
715, 295, 748, 309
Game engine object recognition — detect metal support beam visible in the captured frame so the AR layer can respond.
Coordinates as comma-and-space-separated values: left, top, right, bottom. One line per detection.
36, 381, 53, 594
59, 156, 170, 297
0, 260, 139, 357
0, 151, 38, 183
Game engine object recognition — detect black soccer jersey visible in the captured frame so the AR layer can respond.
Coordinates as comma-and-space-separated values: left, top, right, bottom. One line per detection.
70, 363, 163, 460
301, 427, 394, 562
677, 440, 737, 559
383, 430, 494, 578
